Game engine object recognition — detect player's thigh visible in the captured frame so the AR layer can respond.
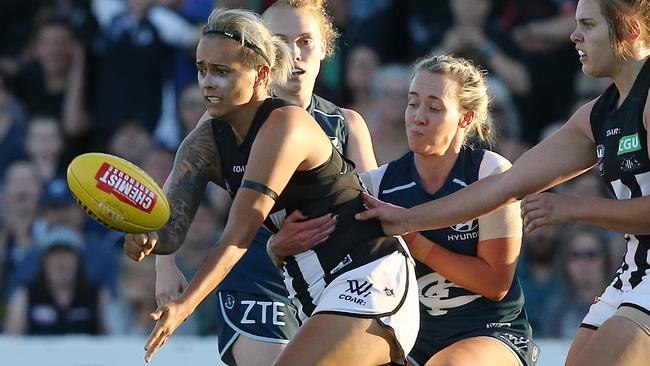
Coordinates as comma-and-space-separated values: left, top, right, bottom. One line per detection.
564, 326, 596, 366
424, 336, 520, 366
272, 313, 397, 366
232, 336, 287, 366
571, 315, 650, 366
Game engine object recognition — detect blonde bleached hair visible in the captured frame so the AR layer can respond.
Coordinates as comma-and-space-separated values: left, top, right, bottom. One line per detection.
413, 54, 492, 146
263, 0, 339, 58
204, 8, 292, 87
599, 0, 650, 60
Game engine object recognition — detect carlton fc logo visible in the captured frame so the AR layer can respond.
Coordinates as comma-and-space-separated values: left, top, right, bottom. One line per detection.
451, 219, 477, 233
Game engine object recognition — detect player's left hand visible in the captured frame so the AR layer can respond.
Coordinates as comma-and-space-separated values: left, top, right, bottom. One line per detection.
144, 299, 192, 363
269, 210, 337, 257
521, 192, 576, 233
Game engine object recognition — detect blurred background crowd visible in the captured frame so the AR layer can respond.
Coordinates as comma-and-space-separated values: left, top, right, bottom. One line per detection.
0, 0, 625, 342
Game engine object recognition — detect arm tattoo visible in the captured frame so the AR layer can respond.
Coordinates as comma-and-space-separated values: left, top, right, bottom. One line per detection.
154, 122, 221, 254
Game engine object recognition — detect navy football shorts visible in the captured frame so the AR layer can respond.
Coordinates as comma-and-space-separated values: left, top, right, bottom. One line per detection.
215, 289, 299, 365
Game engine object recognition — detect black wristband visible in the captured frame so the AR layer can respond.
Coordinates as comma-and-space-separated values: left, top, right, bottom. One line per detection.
241, 179, 279, 201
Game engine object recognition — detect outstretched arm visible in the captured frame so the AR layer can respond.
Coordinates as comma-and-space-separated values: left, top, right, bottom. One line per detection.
174, 106, 331, 303
357, 101, 597, 234
521, 93, 650, 235
144, 106, 331, 361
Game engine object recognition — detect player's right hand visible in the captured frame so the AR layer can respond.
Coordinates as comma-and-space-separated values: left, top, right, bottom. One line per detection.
124, 232, 159, 261
155, 262, 189, 306
145, 299, 191, 363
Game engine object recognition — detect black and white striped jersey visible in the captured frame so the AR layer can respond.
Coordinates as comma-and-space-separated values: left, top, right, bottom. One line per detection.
217, 95, 351, 295
211, 98, 360, 234
211, 98, 403, 318
590, 59, 650, 291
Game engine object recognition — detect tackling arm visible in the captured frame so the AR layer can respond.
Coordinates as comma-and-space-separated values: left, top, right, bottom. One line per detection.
404, 102, 597, 233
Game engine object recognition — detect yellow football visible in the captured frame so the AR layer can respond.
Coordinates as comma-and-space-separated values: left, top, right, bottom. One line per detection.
66, 152, 171, 233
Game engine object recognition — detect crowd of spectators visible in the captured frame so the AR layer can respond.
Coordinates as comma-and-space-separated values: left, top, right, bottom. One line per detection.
0, 0, 624, 340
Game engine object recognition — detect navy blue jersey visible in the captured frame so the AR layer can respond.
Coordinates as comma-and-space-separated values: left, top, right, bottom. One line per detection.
362, 147, 531, 362
590, 58, 650, 291
307, 94, 348, 154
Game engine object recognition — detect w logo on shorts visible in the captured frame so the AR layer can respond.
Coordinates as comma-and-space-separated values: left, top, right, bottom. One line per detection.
346, 280, 372, 297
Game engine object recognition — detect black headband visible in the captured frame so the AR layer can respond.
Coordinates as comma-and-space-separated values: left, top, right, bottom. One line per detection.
202, 24, 272, 66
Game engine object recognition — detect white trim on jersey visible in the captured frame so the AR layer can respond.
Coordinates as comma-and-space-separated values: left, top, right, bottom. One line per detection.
359, 164, 388, 197
382, 182, 417, 194
452, 178, 467, 187
312, 109, 345, 120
